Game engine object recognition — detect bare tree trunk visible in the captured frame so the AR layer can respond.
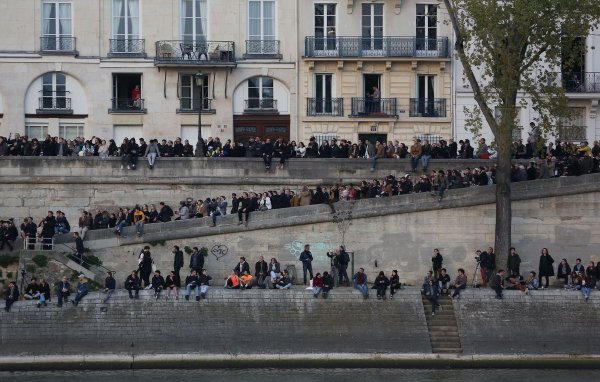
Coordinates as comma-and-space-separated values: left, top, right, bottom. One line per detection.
494, 127, 513, 270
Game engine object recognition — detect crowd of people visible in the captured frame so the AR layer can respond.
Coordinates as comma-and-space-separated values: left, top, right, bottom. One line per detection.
419, 247, 598, 316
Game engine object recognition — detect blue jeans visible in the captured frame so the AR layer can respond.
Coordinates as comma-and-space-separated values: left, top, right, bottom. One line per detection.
370, 155, 379, 170
200, 285, 209, 295
55, 226, 69, 234
355, 283, 368, 297
136, 221, 144, 234
212, 209, 222, 224
302, 262, 314, 285
74, 290, 87, 304
276, 283, 292, 289
421, 155, 431, 171
186, 284, 199, 297
116, 220, 130, 233
313, 287, 322, 296
582, 286, 591, 299
411, 156, 420, 171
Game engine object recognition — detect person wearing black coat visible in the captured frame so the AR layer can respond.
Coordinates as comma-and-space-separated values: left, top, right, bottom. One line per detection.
389, 270, 401, 298
234, 257, 250, 276
431, 249, 443, 279
237, 192, 252, 226
138, 246, 153, 288
261, 139, 274, 170
4, 281, 19, 312
40, 212, 56, 250
255, 256, 269, 289
172, 246, 184, 280
322, 271, 334, 298
556, 259, 571, 286
151, 270, 165, 299
538, 248, 555, 288
125, 270, 141, 299
373, 271, 390, 300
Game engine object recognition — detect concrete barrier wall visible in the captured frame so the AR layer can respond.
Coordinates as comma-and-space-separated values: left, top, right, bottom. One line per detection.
0, 289, 431, 356
454, 289, 600, 355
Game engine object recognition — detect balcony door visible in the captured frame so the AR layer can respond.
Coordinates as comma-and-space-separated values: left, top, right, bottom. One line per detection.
362, 3, 384, 55
112, 0, 140, 53
315, 74, 333, 114
180, 73, 210, 111
314, 3, 337, 54
416, 4, 438, 56
181, 0, 207, 43
41, 72, 67, 109
247, 76, 274, 110
248, 0, 276, 54
417, 75, 436, 116
41, 1, 72, 51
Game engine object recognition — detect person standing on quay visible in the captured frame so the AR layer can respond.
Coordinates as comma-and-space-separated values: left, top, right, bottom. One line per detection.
299, 244, 314, 285
431, 249, 443, 279
538, 248, 555, 289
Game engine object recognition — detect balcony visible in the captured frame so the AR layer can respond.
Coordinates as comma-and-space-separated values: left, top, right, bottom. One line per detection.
109, 98, 146, 114
244, 99, 278, 114
154, 40, 236, 66
177, 98, 215, 114
304, 36, 449, 58
409, 98, 447, 117
108, 39, 146, 57
561, 72, 600, 93
557, 125, 587, 142
306, 98, 344, 117
36, 93, 73, 115
350, 98, 397, 117
40, 36, 77, 54
244, 40, 281, 59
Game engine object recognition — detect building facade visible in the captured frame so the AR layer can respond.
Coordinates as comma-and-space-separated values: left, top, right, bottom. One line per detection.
298, 0, 453, 144
0, 0, 298, 145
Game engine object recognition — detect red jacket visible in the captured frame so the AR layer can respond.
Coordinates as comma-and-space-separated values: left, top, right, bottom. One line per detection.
313, 276, 323, 288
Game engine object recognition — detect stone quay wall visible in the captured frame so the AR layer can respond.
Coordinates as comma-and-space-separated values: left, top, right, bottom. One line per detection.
0, 157, 514, 220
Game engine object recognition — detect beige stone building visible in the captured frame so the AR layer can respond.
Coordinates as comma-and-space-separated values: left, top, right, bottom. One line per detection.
298, 0, 452, 145
0, 0, 298, 145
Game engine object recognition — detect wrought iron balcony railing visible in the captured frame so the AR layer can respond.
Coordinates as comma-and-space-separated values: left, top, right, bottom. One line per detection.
109, 38, 146, 56
244, 40, 281, 58
40, 36, 76, 53
244, 99, 278, 113
561, 72, 600, 93
304, 36, 449, 58
409, 98, 447, 117
109, 98, 146, 113
37, 94, 72, 114
350, 98, 397, 117
155, 40, 236, 65
557, 125, 587, 142
178, 98, 214, 113
307, 98, 344, 117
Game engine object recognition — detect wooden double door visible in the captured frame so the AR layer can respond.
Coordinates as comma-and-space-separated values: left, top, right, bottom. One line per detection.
233, 115, 290, 144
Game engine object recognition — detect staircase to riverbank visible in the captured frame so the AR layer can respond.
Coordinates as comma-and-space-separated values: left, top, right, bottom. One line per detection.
422, 295, 462, 354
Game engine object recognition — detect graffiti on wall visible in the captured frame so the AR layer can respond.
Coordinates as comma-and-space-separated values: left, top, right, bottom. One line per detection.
284, 233, 336, 259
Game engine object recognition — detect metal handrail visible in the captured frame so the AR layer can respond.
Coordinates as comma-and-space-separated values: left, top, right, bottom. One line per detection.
304, 36, 449, 58
350, 97, 398, 117
40, 36, 76, 52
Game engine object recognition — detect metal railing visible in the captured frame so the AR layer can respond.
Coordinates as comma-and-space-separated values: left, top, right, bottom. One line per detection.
23, 237, 54, 251
37, 95, 72, 113
409, 98, 447, 117
307, 98, 344, 116
244, 98, 278, 112
245, 39, 281, 57
350, 98, 397, 117
109, 38, 145, 55
557, 125, 587, 142
304, 36, 449, 58
561, 72, 600, 93
40, 36, 76, 52
155, 40, 236, 65
178, 98, 213, 112
109, 97, 146, 113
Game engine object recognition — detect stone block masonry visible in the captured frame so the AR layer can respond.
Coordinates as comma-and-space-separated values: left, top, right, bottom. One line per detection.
0, 289, 431, 356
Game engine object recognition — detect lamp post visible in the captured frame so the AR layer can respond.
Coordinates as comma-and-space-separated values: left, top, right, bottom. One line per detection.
194, 70, 205, 157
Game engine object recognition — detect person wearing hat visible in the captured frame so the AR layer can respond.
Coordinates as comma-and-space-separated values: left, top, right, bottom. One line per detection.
71, 274, 89, 306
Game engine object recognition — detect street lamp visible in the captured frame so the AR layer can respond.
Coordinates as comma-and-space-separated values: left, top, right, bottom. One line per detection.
194, 70, 205, 157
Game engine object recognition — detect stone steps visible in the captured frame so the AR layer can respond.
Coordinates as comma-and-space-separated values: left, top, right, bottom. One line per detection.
422, 295, 462, 354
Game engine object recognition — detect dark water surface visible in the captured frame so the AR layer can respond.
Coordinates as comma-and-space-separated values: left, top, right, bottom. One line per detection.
0, 368, 596, 382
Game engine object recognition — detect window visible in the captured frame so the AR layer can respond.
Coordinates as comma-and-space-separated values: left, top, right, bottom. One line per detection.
314, 3, 336, 51
59, 124, 84, 140
558, 108, 587, 142
416, 4, 437, 53
314, 74, 333, 114
180, 73, 210, 110
111, 73, 144, 112
112, 0, 140, 52
40, 72, 69, 110
414, 134, 442, 144
249, 1, 275, 41
247, 76, 274, 109
314, 133, 338, 145
42, 1, 73, 51
362, 3, 383, 51
25, 124, 49, 140
181, 0, 207, 43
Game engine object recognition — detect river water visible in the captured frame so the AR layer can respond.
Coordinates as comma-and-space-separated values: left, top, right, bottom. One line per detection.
0, 368, 596, 381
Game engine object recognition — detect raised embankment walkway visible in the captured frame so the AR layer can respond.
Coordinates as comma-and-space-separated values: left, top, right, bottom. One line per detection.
1, 288, 599, 371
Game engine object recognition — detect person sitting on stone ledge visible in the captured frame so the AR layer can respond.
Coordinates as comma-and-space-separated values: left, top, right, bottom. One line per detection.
322, 271, 334, 298
185, 269, 201, 301
4, 281, 19, 312
102, 271, 116, 303
198, 269, 212, 299
312, 273, 323, 298
234, 256, 250, 277
421, 271, 434, 296
581, 274, 595, 301
125, 270, 140, 299
524, 271, 539, 294
389, 270, 401, 299
255, 255, 269, 289
37, 278, 50, 308
151, 270, 165, 299
505, 273, 525, 292
373, 271, 390, 300
267, 258, 280, 289
165, 271, 179, 300
71, 274, 89, 306
438, 268, 451, 295
225, 270, 241, 290
56, 276, 70, 307
451, 269, 467, 299
23, 277, 41, 301
240, 270, 254, 290
490, 269, 505, 299
54, 211, 71, 235
275, 270, 292, 290
353, 268, 369, 299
